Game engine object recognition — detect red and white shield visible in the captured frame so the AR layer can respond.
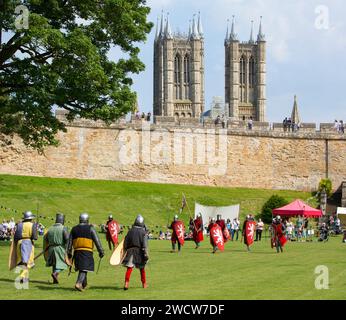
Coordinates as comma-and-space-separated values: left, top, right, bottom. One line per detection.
173, 221, 185, 245
210, 224, 225, 251
246, 221, 256, 246
108, 220, 119, 245
223, 228, 231, 241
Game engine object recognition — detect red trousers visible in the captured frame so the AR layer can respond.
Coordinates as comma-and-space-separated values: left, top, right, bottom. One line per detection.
125, 267, 146, 284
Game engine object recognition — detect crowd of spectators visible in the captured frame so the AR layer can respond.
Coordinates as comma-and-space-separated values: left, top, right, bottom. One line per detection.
333, 120, 345, 134
283, 117, 300, 132
135, 111, 151, 122
0, 218, 16, 240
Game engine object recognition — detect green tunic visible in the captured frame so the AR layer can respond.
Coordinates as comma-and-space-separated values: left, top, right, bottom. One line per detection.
43, 224, 69, 270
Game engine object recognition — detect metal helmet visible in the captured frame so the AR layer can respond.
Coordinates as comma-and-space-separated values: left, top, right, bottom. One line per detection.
23, 211, 35, 220
211, 217, 216, 223
134, 214, 144, 226
79, 213, 89, 223
108, 214, 113, 220
197, 213, 202, 218
217, 214, 222, 220
174, 215, 179, 221
246, 214, 250, 220
55, 213, 65, 224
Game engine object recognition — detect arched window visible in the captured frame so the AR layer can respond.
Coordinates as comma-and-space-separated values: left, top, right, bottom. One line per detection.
174, 113, 179, 121
184, 55, 190, 84
181, 112, 186, 118
183, 54, 190, 99
174, 54, 181, 99
249, 57, 255, 88
240, 56, 246, 85
240, 56, 246, 102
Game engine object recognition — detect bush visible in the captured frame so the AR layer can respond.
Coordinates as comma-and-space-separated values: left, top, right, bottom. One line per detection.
318, 179, 332, 198
260, 195, 289, 224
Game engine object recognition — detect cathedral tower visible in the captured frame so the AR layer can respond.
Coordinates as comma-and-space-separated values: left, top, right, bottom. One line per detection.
225, 17, 266, 121
153, 13, 205, 120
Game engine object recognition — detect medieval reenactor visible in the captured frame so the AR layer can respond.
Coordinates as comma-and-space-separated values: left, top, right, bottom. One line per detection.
122, 215, 149, 290
168, 215, 185, 252
11, 211, 38, 283
192, 213, 204, 249
208, 217, 224, 253
271, 216, 287, 253
105, 214, 120, 250
216, 214, 231, 242
67, 213, 104, 292
43, 213, 69, 284
242, 215, 256, 252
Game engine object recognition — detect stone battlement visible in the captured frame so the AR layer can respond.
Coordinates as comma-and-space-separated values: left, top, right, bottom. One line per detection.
55, 110, 345, 141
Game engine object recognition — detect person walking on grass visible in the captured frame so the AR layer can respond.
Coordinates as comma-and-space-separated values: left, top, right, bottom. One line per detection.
67, 213, 104, 292
122, 215, 149, 290
43, 213, 69, 284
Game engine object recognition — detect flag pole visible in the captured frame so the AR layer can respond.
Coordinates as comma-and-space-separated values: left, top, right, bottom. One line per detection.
182, 193, 197, 231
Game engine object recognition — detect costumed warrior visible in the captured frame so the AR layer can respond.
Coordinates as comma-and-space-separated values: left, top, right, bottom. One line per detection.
168, 215, 185, 253
122, 214, 149, 290
242, 215, 256, 252
12, 211, 38, 283
208, 217, 225, 253
271, 215, 287, 253
43, 213, 69, 284
105, 214, 120, 250
67, 213, 104, 291
216, 214, 231, 242
192, 213, 204, 249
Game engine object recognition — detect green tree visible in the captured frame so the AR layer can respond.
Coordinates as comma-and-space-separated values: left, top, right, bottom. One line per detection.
0, 0, 153, 151
318, 179, 332, 198
260, 194, 289, 224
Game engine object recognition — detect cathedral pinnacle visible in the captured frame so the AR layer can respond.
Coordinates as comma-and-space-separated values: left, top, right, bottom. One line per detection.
249, 20, 254, 44
229, 15, 237, 41
257, 16, 265, 42
165, 13, 173, 39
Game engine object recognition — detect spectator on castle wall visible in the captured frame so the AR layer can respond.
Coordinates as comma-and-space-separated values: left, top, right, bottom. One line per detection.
146, 112, 151, 122
135, 111, 140, 120
247, 116, 253, 130
340, 120, 344, 134
141, 112, 145, 119
221, 114, 226, 129
283, 117, 288, 132
287, 118, 292, 132
334, 120, 339, 132
215, 115, 221, 125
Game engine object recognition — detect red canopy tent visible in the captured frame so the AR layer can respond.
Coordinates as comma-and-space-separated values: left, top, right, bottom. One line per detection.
272, 199, 322, 218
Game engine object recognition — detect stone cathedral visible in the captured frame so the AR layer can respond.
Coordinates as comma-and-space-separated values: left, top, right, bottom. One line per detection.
153, 13, 205, 120
153, 14, 266, 122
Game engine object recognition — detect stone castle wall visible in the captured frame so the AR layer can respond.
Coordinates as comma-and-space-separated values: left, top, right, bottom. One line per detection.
0, 117, 345, 192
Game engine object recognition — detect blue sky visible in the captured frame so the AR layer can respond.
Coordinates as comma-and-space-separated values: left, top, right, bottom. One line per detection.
127, 0, 346, 123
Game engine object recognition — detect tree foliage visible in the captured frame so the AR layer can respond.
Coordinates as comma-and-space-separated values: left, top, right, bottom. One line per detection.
318, 178, 332, 198
0, 0, 153, 151
260, 194, 289, 224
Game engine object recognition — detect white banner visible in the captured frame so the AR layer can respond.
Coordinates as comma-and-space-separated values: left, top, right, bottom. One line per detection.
194, 202, 240, 234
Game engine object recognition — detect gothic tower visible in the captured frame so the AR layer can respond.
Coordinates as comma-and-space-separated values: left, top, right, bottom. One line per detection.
225, 17, 266, 121
153, 13, 205, 120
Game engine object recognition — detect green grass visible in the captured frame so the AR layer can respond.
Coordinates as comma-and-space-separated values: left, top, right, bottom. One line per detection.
0, 236, 345, 300
0, 174, 316, 230
1, 174, 341, 300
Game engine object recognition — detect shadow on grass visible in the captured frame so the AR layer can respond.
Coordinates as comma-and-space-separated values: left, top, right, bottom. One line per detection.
36, 285, 123, 291
0, 278, 50, 285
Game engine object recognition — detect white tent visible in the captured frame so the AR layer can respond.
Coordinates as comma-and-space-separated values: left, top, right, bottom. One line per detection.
194, 202, 240, 234
337, 207, 346, 227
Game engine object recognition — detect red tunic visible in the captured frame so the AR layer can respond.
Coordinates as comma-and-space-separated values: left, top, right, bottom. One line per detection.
192, 217, 204, 243
271, 223, 287, 247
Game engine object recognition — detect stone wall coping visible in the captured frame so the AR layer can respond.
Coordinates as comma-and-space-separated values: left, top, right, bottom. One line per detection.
57, 118, 346, 141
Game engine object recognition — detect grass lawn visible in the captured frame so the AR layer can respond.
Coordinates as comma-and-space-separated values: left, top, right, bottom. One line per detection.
0, 236, 345, 300
0, 174, 343, 300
